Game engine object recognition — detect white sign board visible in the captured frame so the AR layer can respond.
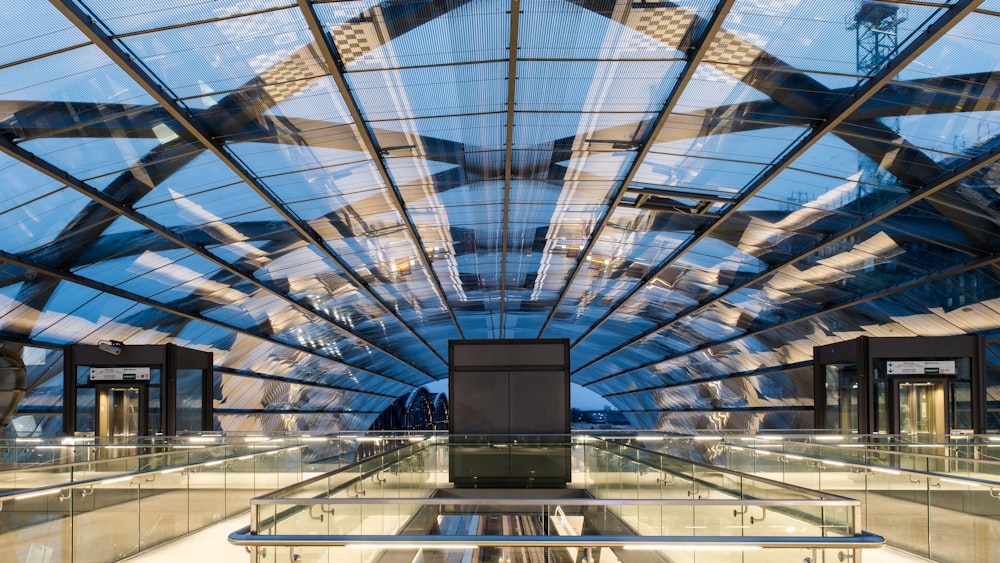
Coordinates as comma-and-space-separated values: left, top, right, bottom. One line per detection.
886, 360, 956, 376
89, 367, 151, 381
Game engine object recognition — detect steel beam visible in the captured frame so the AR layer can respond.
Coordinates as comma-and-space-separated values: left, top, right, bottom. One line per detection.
499, 0, 522, 337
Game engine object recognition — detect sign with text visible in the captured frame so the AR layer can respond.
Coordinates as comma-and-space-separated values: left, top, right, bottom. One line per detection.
89, 367, 151, 382
886, 360, 956, 376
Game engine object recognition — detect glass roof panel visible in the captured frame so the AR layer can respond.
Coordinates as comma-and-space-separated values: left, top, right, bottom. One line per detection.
317, 0, 508, 71
24, 282, 126, 340
371, 115, 505, 163
898, 10, 1000, 82
348, 63, 507, 121
0, 1, 89, 66
880, 109, 1000, 165
0, 44, 153, 106
19, 136, 171, 188
4, 0, 1000, 433
116, 11, 316, 100
0, 157, 99, 254
217, 371, 394, 413
520, 0, 704, 59
85, 0, 296, 34
720, 1, 952, 83
516, 61, 684, 114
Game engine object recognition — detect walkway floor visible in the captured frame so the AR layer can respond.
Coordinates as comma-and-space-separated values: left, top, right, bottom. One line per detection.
122, 515, 938, 563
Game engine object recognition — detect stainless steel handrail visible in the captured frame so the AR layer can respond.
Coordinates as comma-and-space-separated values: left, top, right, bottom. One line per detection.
732, 444, 1000, 488
228, 529, 886, 549
250, 497, 861, 507
0, 444, 307, 503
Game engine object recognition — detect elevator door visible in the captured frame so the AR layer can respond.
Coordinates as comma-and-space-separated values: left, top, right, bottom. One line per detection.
97, 387, 141, 438
898, 382, 946, 435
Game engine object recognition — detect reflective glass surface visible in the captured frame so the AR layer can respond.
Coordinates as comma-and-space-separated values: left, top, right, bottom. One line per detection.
0, 0, 998, 432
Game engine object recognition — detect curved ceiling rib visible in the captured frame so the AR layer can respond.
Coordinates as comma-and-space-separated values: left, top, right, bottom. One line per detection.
565, 0, 985, 353
50, 0, 448, 367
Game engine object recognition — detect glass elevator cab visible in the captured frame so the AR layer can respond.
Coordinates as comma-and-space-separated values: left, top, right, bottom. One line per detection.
63, 343, 214, 439
814, 336, 986, 435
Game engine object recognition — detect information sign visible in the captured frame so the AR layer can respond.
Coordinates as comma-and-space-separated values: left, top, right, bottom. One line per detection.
89, 367, 151, 381
886, 360, 956, 376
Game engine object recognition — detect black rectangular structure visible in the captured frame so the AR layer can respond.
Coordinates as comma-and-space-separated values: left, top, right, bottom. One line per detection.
449, 339, 570, 487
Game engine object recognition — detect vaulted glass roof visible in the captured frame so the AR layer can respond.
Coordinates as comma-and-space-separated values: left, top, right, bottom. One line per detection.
2, 0, 999, 433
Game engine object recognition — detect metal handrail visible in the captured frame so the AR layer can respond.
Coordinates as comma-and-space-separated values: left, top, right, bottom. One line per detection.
252, 438, 424, 500
228, 530, 886, 549
604, 439, 855, 501
731, 444, 1000, 488
250, 496, 861, 507
0, 436, 299, 472
0, 444, 307, 504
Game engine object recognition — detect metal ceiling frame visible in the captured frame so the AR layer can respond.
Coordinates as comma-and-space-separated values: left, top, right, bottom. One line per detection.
536, 0, 738, 337
567, 0, 985, 353
51, 0, 450, 367
0, 136, 438, 381
296, 0, 464, 340
499, 0, 522, 337
0, 247, 426, 389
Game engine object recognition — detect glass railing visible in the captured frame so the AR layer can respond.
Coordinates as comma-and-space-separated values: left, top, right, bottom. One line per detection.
232, 436, 882, 563
616, 433, 1000, 563
0, 434, 421, 563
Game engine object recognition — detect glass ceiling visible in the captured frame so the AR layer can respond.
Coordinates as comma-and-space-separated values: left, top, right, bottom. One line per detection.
1, 0, 1000, 433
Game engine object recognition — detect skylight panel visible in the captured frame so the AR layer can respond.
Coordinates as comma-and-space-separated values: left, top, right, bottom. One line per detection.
0, 1, 89, 66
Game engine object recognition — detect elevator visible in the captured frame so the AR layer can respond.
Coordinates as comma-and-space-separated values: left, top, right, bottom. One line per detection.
63, 343, 213, 437
813, 336, 986, 435
97, 387, 142, 438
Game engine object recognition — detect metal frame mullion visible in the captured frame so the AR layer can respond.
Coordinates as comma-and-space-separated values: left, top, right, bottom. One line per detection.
51, 0, 447, 365
567, 0, 984, 349
296, 0, 463, 339
499, 0, 522, 337
0, 136, 435, 382
0, 249, 422, 390
536, 0, 737, 337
